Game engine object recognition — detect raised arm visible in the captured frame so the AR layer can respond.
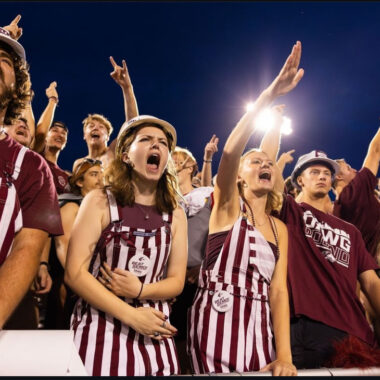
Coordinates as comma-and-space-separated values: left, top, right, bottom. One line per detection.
201, 134, 219, 187
363, 127, 380, 177
277, 149, 295, 174
214, 42, 304, 222
65, 190, 176, 339
33, 82, 59, 153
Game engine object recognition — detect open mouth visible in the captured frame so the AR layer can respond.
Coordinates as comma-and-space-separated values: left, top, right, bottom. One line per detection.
90, 132, 100, 139
16, 130, 27, 137
259, 172, 271, 181
147, 153, 160, 170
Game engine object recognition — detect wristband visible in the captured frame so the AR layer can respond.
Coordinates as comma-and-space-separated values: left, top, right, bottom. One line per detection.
40, 261, 50, 271
135, 282, 144, 300
203, 159, 212, 163
48, 96, 59, 104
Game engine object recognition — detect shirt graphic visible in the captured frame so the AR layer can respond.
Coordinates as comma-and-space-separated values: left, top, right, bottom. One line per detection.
303, 210, 351, 267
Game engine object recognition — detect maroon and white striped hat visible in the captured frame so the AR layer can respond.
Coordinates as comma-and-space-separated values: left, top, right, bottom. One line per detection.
0, 27, 25, 60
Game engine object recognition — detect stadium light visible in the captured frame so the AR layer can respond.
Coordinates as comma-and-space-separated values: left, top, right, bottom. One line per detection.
254, 108, 293, 135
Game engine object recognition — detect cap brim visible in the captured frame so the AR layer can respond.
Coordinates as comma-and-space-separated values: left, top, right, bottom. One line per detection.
116, 116, 177, 156
0, 34, 26, 60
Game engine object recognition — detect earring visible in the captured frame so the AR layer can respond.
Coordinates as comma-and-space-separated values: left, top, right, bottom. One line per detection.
243, 182, 248, 188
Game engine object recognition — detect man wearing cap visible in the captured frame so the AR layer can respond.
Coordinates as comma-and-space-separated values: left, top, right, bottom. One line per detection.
72, 57, 139, 171
259, 104, 380, 366
270, 148, 380, 368
0, 18, 63, 328
332, 127, 380, 263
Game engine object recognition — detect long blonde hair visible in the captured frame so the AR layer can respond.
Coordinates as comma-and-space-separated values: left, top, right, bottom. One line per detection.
105, 125, 179, 213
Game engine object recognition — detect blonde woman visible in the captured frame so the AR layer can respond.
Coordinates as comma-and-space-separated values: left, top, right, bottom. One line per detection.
188, 42, 304, 375
65, 115, 187, 376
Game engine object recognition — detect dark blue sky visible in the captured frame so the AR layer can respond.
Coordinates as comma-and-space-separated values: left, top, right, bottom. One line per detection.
3, 1, 380, 178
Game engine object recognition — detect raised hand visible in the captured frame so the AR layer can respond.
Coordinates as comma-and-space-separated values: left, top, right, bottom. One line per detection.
204, 134, 219, 161
3, 15, 23, 40
46, 81, 58, 101
267, 41, 304, 100
278, 149, 295, 165
109, 56, 132, 90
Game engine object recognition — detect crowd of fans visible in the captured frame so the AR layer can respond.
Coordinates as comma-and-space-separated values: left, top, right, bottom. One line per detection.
1, 15, 380, 376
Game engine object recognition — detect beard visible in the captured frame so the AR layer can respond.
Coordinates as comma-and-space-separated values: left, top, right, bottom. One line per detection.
0, 84, 14, 113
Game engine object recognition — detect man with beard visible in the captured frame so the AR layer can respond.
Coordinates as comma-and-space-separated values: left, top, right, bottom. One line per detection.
0, 20, 63, 328
72, 57, 138, 170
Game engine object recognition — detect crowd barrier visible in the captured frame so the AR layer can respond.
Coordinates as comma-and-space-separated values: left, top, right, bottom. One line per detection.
0, 330, 379, 376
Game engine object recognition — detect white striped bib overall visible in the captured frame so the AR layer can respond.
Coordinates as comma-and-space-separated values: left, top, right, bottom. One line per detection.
0, 143, 27, 264
188, 204, 277, 374
72, 190, 179, 376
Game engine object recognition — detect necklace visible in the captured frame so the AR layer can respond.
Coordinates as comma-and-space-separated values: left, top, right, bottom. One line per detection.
136, 203, 151, 220
245, 203, 280, 258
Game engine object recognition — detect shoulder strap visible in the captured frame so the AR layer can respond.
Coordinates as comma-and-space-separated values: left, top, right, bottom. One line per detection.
106, 188, 121, 222
12, 145, 28, 181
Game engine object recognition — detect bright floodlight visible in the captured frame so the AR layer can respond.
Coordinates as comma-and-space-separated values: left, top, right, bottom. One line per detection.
254, 108, 293, 135
255, 108, 274, 132
281, 116, 293, 135
246, 102, 254, 112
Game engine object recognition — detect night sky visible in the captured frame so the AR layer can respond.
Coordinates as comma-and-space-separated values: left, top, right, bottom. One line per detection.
2, 1, 380, 180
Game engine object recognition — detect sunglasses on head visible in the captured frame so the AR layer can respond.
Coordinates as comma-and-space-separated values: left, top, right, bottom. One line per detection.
74, 158, 103, 174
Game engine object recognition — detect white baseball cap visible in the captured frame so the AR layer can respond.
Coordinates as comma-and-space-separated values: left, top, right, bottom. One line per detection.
291, 150, 340, 190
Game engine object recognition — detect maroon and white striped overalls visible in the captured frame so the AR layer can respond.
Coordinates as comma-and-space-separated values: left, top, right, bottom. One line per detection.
72, 190, 179, 376
188, 203, 277, 374
0, 142, 27, 264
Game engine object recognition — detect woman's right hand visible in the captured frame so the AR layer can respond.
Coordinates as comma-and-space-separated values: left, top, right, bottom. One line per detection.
130, 307, 178, 340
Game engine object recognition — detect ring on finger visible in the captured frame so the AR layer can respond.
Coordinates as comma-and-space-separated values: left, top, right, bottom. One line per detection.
154, 332, 160, 337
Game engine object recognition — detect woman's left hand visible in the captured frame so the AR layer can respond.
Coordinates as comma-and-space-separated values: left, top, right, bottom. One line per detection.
260, 359, 297, 376
99, 263, 142, 298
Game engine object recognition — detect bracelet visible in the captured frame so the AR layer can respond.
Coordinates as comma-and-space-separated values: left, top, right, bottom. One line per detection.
203, 159, 212, 163
40, 261, 50, 271
48, 96, 59, 104
135, 282, 144, 300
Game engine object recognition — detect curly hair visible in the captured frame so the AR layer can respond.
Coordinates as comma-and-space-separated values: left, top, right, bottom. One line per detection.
0, 41, 31, 124
105, 126, 180, 213
238, 148, 283, 214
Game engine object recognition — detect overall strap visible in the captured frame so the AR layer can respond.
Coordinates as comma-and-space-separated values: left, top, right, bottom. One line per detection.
106, 188, 121, 222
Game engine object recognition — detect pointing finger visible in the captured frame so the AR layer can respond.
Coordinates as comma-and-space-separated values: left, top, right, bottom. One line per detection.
11, 15, 21, 25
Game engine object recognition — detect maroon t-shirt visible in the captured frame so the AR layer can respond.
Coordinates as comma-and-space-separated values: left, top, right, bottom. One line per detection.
44, 158, 71, 195
279, 194, 378, 345
333, 167, 380, 259
0, 135, 63, 236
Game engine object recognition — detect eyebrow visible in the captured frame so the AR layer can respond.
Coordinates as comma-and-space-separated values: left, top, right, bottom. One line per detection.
0, 51, 13, 61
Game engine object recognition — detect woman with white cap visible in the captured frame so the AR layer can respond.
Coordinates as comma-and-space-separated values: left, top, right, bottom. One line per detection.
65, 115, 187, 376
188, 42, 303, 375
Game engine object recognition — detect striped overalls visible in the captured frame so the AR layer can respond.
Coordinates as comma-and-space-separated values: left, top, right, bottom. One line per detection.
188, 205, 277, 374
72, 190, 179, 376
